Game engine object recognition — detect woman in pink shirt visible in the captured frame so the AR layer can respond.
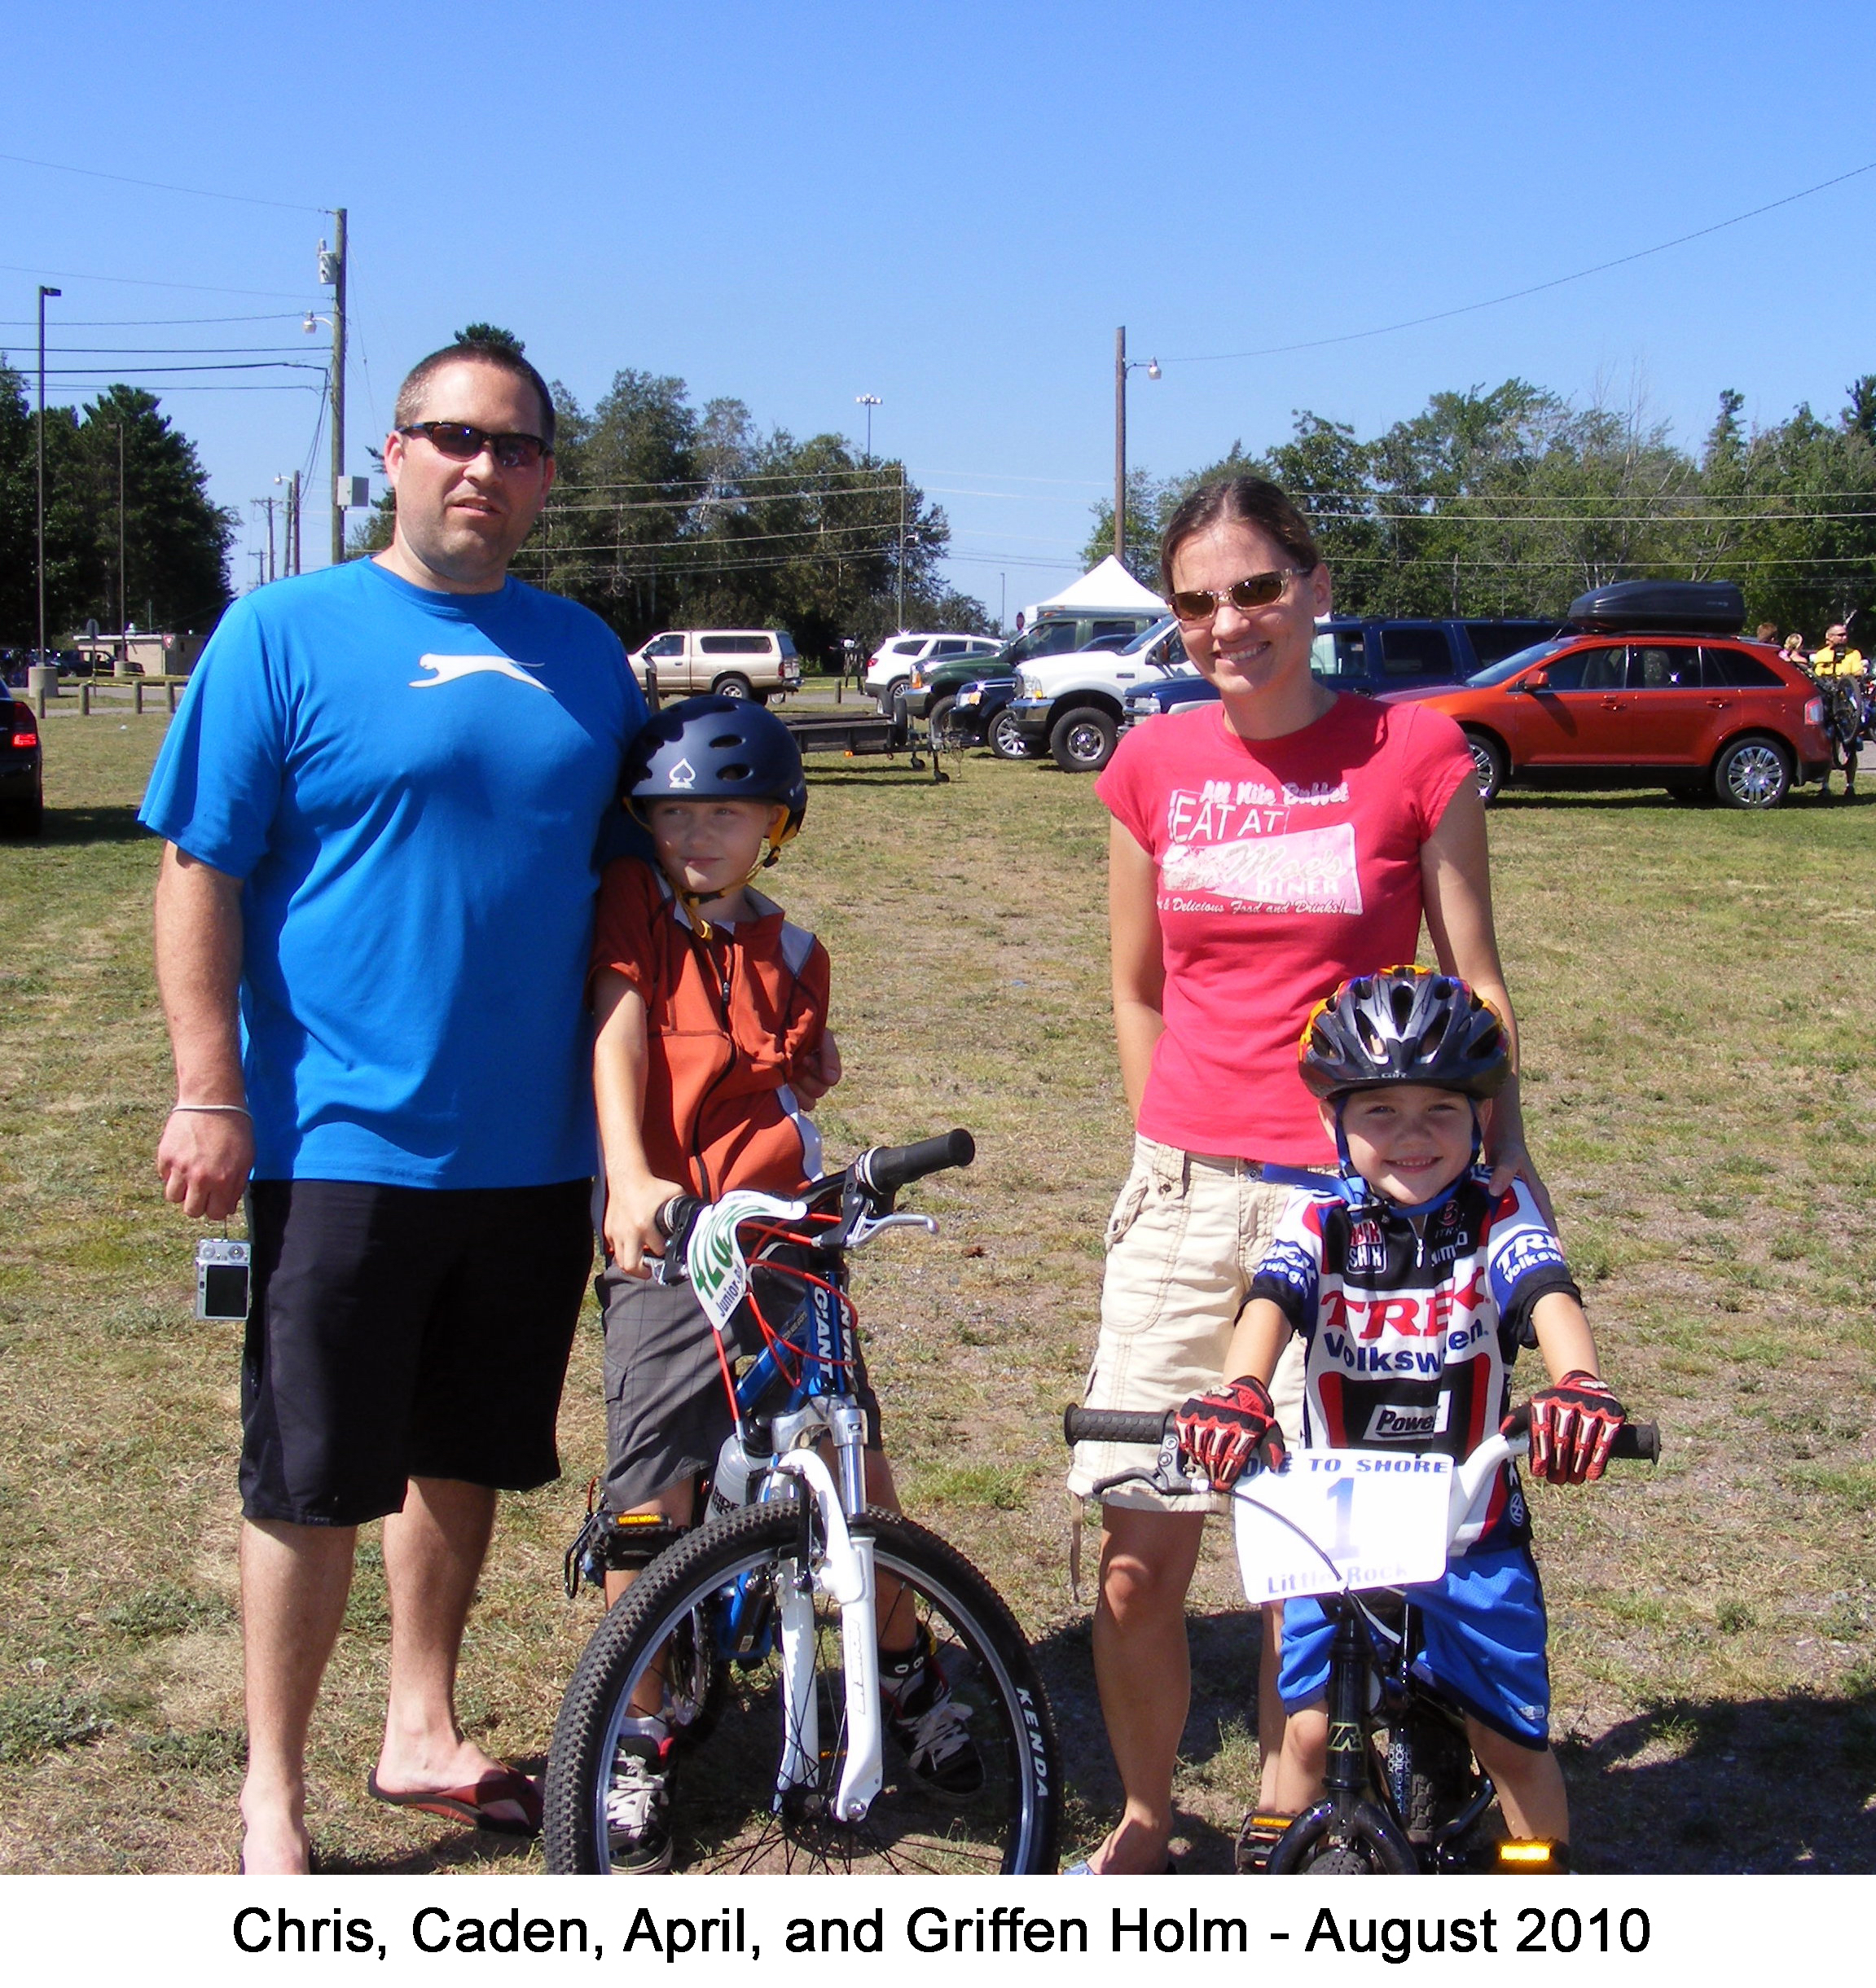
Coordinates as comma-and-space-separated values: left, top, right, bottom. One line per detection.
1065, 476, 1540, 1875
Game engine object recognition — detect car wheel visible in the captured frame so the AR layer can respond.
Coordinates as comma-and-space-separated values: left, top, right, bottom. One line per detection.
1049, 705, 1118, 774
1714, 735, 1792, 810
1463, 730, 1507, 803
988, 709, 1031, 760
711, 674, 753, 701
885, 681, 911, 747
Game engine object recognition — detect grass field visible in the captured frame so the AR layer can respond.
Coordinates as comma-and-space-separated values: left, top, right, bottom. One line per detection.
1, 710, 1872, 1874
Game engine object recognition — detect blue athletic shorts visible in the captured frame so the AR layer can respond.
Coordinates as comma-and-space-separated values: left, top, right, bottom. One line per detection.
1278, 1542, 1551, 1749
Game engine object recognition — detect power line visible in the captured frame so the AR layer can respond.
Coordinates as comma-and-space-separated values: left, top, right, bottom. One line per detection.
0, 149, 328, 214
1166, 158, 1876, 364
0, 311, 306, 328
33, 362, 327, 375
0, 260, 308, 299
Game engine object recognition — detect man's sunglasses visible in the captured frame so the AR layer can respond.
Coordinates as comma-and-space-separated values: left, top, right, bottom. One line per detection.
1169, 566, 1312, 623
398, 420, 548, 471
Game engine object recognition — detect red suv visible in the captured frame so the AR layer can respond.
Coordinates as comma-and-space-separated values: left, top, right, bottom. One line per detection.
1377, 585, 1828, 810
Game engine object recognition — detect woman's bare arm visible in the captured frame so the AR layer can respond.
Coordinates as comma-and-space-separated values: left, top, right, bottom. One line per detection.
1418, 779, 1549, 1217
1108, 818, 1166, 1123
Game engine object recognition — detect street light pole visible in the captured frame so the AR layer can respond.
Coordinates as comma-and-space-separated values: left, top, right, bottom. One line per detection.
855, 393, 880, 463
897, 463, 907, 631
36, 285, 60, 664
115, 419, 126, 639
1113, 326, 1161, 568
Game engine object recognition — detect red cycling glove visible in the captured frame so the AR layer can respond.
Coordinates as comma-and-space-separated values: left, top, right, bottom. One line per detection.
1175, 1376, 1287, 1490
1520, 1371, 1624, 1484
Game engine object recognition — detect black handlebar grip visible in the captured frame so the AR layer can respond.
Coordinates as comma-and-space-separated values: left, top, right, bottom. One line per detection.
1611, 1423, 1659, 1462
1062, 1405, 1175, 1447
653, 1194, 704, 1240
853, 1127, 976, 1200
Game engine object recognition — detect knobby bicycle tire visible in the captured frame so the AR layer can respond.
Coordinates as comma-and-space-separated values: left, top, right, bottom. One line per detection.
544, 1500, 1061, 1874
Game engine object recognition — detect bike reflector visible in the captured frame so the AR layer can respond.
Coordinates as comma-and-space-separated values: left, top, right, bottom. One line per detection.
1232, 1450, 1452, 1602
686, 1189, 807, 1333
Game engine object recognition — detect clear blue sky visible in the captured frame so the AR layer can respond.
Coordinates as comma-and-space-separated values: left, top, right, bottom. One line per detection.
6, 0, 1874, 621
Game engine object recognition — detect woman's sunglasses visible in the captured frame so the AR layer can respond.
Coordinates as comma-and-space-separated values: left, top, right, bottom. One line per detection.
1169, 566, 1311, 623
398, 420, 547, 471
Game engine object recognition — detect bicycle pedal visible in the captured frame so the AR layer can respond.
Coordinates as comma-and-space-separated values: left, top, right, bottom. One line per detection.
1234, 1811, 1296, 1874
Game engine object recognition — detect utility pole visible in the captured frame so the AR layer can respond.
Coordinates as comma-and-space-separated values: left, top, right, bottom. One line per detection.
1114, 326, 1161, 570
258, 495, 277, 583
897, 463, 907, 631
36, 285, 60, 663
284, 470, 301, 575
322, 208, 347, 565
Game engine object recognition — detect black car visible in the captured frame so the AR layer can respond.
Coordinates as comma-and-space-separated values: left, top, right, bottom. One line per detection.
1120, 617, 1561, 726
1, 699, 44, 836
941, 674, 1026, 755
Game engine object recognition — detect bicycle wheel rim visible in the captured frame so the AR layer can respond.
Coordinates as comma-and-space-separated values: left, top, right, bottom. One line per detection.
546, 1504, 1057, 1874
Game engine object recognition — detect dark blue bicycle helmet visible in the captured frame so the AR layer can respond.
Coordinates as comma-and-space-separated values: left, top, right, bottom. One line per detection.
623, 693, 808, 847
1298, 965, 1509, 1100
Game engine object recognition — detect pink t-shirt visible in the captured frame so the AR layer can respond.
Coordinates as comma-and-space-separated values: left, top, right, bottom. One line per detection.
1095, 695, 1474, 1165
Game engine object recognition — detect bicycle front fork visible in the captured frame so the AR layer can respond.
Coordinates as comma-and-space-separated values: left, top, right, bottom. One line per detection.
767, 1403, 881, 1822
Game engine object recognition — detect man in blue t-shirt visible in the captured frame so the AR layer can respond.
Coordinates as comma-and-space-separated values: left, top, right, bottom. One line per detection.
142, 335, 651, 1875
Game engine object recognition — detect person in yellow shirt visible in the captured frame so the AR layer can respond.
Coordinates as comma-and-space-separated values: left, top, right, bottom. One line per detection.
1811, 624, 1868, 801
1810, 623, 1865, 677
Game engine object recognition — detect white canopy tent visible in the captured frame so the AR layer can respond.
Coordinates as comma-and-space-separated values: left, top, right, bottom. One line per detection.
1019, 555, 1166, 625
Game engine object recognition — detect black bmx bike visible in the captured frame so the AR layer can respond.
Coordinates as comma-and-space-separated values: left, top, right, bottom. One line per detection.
1065, 1400, 1659, 1874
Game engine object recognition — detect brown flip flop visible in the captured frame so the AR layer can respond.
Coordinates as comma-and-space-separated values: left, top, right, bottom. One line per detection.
367, 1766, 543, 1837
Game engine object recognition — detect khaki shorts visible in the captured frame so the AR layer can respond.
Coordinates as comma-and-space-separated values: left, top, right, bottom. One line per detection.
1068, 1134, 1310, 1514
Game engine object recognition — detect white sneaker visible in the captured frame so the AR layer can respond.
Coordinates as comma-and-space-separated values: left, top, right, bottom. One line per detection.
604, 1717, 674, 1872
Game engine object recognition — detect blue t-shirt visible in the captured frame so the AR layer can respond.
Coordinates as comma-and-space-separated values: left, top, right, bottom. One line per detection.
141, 558, 648, 1188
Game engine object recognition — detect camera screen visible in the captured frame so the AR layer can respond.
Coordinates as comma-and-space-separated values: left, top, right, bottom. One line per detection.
203, 1264, 249, 1319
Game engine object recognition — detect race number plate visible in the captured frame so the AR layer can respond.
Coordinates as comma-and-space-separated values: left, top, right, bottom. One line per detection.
686, 1190, 808, 1333
1232, 1449, 1452, 1602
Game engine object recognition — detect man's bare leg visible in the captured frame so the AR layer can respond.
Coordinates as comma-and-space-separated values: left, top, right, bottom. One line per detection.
374, 1477, 521, 1811
239, 1516, 357, 1875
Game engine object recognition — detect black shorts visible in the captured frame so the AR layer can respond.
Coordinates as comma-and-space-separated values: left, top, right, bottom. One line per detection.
242, 1178, 593, 1527
598, 1251, 881, 1514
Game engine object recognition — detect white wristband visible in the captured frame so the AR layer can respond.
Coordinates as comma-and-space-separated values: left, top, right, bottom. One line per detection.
169, 1104, 253, 1120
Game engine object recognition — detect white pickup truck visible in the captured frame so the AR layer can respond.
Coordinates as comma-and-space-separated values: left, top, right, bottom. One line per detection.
1001, 617, 1199, 770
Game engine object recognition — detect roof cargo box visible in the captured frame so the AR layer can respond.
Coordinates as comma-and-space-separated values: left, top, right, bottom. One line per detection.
1566, 579, 1745, 634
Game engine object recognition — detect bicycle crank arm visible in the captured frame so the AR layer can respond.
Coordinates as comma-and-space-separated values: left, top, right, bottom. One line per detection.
770, 1448, 883, 1820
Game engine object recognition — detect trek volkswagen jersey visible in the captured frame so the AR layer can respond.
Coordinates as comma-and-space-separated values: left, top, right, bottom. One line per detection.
1249, 1174, 1581, 1552
141, 559, 648, 1187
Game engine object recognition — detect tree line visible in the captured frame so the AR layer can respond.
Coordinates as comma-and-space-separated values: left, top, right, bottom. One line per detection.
353, 331, 989, 661
0, 362, 235, 645
1087, 375, 1876, 639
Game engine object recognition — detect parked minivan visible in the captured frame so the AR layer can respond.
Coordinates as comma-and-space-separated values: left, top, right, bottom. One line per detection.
628, 630, 802, 704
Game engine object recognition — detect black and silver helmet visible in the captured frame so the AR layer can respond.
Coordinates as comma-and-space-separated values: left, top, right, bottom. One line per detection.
623, 693, 807, 845
1298, 965, 1509, 1100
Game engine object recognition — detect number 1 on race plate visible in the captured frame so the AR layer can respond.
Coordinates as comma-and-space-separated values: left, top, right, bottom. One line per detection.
1232, 1450, 1452, 1601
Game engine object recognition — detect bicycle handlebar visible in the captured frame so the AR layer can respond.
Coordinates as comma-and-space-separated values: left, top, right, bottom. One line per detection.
651, 1127, 977, 1256
851, 1127, 976, 1199
1062, 1403, 1660, 1464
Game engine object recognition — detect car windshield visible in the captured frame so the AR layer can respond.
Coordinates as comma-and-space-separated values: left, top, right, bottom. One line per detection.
1117, 616, 1176, 654
1466, 638, 1571, 687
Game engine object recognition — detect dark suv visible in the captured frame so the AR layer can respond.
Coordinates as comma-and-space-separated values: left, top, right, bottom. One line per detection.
1120, 617, 1558, 727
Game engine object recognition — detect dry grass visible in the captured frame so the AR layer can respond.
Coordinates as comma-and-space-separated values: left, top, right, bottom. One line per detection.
0, 713, 1871, 1873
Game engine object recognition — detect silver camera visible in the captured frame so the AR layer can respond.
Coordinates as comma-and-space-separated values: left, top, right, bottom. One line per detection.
196, 1238, 251, 1320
